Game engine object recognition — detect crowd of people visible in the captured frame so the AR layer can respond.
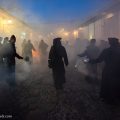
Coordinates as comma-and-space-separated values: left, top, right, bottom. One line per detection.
48, 37, 120, 104
0, 35, 23, 87
0, 34, 120, 105
77, 38, 120, 104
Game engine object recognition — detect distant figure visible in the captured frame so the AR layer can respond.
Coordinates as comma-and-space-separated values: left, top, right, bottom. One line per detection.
39, 40, 48, 56
3, 37, 9, 45
90, 38, 120, 103
21, 39, 27, 58
48, 38, 68, 94
0, 37, 3, 65
6, 35, 23, 86
78, 39, 100, 80
24, 40, 35, 64
2, 37, 9, 70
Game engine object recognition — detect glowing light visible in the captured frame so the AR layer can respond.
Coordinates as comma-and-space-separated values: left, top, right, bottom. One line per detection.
106, 13, 114, 19
73, 30, 78, 39
22, 32, 26, 36
7, 20, 13, 24
64, 32, 69, 36
89, 35, 93, 39
73, 30, 78, 35
32, 50, 40, 58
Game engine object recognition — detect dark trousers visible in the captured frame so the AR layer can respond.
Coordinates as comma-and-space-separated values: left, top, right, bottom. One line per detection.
7, 65, 16, 87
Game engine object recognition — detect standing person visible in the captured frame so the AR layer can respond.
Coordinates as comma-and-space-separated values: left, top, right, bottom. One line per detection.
21, 39, 27, 58
0, 37, 3, 65
3, 37, 9, 45
39, 40, 48, 56
48, 38, 69, 97
78, 39, 100, 80
6, 35, 23, 87
2, 37, 9, 78
0, 37, 3, 78
39, 40, 48, 63
24, 40, 36, 64
90, 38, 120, 103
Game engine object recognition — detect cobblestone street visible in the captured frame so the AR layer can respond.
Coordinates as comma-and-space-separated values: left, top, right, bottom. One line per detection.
0, 63, 120, 120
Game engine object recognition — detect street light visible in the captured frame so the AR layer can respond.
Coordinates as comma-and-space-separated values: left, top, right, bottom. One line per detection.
2, 19, 13, 36
73, 30, 78, 39
7, 20, 13, 24
64, 32, 69, 36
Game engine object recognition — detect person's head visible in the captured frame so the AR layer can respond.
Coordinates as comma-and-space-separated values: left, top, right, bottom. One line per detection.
10, 35, 16, 44
4, 37, 9, 43
90, 39, 96, 45
41, 40, 44, 42
108, 37, 119, 47
53, 37, 62, 46
28, 40, 31, 43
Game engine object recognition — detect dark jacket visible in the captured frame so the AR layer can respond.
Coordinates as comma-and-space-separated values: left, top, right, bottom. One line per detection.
49, 45, 68, 89
91, 44, 120, 99
6, 43, 22, 66
49, 45, 68, 72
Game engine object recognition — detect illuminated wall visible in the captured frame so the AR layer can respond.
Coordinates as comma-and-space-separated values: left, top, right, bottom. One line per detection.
79, 9, 120, 41
0, 8, 36, 53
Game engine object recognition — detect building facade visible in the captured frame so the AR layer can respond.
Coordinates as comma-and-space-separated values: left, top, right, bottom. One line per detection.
79, 2, 120, 41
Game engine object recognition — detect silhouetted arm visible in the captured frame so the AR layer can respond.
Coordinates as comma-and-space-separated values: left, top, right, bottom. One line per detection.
78, 50, 87, 57
49, 46, 54, 60
63, 47, 69, 66
15, 53, 23, 59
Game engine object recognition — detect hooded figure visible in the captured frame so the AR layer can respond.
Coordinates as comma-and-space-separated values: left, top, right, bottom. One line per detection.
39, 40, 48, 55
49, 38, 68, 90
78, 39, 100, 80
6, 35, 23, 86
90, 38, 120, 103
24, 40, 35, 64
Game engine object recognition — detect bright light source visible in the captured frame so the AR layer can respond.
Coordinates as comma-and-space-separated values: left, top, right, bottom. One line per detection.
89, 35, 93, 39
22, 32, 26, 36
50, 33, 53, 35
7, 20, 13, 24
64, 32, 69, 36
106, 13, 114, 19
73, 30, 78, 39
73, 30, 78, 36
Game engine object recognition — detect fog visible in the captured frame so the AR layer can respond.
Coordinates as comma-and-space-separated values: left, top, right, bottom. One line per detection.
1, 0, 120, 120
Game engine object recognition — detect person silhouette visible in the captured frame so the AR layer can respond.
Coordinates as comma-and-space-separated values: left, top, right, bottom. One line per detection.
90, 38, 120, 103
48, 37, 68, 96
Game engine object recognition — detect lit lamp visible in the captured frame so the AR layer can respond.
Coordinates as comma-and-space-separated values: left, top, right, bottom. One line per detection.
73, 30, 78, 39
64, 32, 69, 36
2, 19, 13, 36
7, 20, 13, 24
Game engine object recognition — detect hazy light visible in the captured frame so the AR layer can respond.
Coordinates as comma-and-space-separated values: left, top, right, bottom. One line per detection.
89, 35, 93, 39
22, 32, 26, 36
60, 28, 65, 33
7, 20, 13, 24
106, 13, 114, 19
73, 30, 78, 36
79, 27, 83, 31
64, 32, 69, 36
73, 30, 78, 39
